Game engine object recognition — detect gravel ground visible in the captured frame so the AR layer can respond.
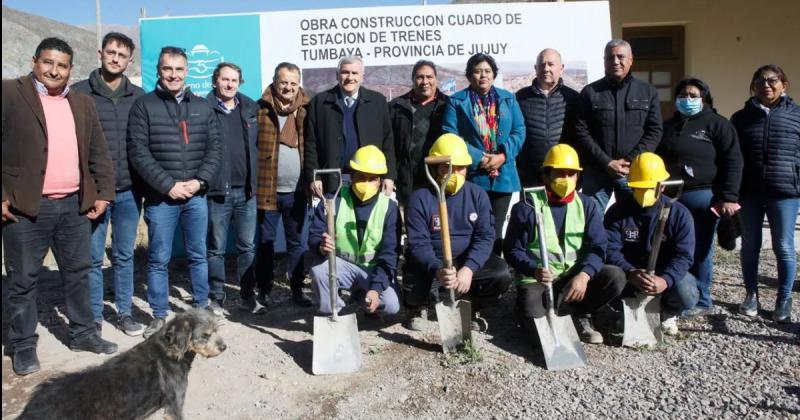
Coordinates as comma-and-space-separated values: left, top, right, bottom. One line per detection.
2, 246, 798, 419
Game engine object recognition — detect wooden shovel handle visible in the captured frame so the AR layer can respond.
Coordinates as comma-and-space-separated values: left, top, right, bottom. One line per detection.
326, 198, 337, 318
425, 156, 452, 165
438, 201, 453, 269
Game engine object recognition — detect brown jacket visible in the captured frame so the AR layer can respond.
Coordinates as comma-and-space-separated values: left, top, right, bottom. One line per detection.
256, 85, 309, 211
2, 75, 115, 217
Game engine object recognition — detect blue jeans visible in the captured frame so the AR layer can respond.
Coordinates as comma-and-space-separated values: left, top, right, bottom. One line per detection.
581, 164, 631, 210
144, 195, 209, 318
678, 189, 718, 309
662, 272, 700, 313
310, 256, 400, 315
250, 188, 307, 298
89, 189, 142, 320
623, 272, 699, 313
207, 188, 257, 303
740, 192, 799, 299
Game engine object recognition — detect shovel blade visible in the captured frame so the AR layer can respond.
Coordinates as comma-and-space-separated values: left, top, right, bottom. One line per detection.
621, 294, 662, 348
528, 284, 587, 370
435, 299, 472, 353
312, 313, 362, 375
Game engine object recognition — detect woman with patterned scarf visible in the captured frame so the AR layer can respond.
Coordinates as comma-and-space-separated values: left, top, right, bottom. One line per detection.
443, 53, 526, 254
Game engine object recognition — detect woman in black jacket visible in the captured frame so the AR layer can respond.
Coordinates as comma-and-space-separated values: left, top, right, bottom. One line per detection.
658, 78, 743, 317
731, 64, 800, 323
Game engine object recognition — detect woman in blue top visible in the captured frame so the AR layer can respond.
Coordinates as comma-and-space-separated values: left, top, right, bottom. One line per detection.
731, 64, 800, 324
442, 53, 525, 254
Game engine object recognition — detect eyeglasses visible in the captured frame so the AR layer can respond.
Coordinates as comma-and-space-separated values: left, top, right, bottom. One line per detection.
754, 77, 781, 87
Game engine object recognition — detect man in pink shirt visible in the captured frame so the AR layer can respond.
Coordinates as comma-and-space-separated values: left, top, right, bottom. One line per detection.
2, 37, 118, 376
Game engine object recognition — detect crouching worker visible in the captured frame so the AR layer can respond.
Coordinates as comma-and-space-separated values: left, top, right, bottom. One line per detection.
504, 144, 626, 344
308, 145, 401, 316
604, 152, 699, 335
403, 134, 512, 331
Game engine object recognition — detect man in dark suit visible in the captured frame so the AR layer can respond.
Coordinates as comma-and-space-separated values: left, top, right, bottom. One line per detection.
304, 56, 395, 197
2, 37, 119, 376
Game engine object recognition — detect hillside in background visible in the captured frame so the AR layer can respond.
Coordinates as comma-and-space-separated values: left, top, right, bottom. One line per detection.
2, 6, 140, 82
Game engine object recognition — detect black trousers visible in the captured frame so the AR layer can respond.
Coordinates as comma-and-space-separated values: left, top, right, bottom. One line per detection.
402, 253, 512, 309
3, 195, 95, 351
251, 188, 307, 298
515, 265, 626, 340
487, 191, 512, 255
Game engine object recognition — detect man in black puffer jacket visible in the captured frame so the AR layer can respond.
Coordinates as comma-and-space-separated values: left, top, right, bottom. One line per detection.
573, 40, 662, 209
516, 48, 579, 187
71, 32, 145, 336
127, 46, 222, 338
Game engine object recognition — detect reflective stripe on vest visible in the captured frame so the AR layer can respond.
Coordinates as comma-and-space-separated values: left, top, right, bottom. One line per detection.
334, 188, 390, 268
519, 190, 585, 284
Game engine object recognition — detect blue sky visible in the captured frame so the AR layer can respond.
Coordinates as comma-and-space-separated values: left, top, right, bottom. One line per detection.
2, 0, 451, 26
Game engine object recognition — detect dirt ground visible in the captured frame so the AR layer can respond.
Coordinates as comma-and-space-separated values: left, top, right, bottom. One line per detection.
2, 247, 799, 419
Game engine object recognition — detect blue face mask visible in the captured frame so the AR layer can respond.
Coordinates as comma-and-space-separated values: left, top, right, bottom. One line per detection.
675, 97, 703, 116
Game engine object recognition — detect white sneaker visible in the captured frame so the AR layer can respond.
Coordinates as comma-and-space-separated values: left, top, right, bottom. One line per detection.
661, 315, 679, 336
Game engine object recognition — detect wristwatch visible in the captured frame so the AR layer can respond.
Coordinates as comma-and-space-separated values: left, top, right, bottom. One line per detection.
197, 179, 208, 193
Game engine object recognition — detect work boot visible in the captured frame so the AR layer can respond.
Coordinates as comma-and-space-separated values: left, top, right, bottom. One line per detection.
12, 348, 40, 376
118, 315, 145, 336
292, 291, 314, 308
574, 316, 603, 344
239, 296, 267, 314
256, 293, 274, 308
681, 306, 713, 319
739, 291, 759, 317
773, 296, 793, 324
70, 333, 118, 354
403, 308, 428, 331
207, 300, 224, 316
143, 317, 166, 339
661, 315, 679, 336
592, 303, 623, 336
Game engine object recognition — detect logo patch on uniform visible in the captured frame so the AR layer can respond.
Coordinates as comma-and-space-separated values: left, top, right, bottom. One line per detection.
623, 228, 640, 242
431, 215, 441, 232
690, 130, 712, 142
469, 212, 478, 222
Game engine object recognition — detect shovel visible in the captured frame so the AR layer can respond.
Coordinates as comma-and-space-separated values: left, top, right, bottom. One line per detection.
622, 180, 685, 348
424, 156, 472, 353
521, 187, 587, 370
312, 169, 362, 375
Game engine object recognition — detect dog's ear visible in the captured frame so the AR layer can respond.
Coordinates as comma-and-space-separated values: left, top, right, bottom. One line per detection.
164, 319, 192, 360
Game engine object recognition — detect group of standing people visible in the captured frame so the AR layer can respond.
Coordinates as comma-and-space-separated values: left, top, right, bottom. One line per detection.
3, 34, 797, 377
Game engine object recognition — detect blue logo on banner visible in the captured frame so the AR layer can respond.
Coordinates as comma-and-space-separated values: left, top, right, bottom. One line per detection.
140, 14, 261, 98
441, 79, 457, 95
187, 44, 225, 80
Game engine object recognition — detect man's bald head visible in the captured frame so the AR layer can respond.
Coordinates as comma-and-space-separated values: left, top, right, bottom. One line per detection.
535, 48, 564, 91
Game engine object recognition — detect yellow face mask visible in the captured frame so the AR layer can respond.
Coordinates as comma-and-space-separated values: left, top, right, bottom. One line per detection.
443, 173, 466, 195
632, 188, 658, 207
549, 177, 577, 198
351, 181, 379, 202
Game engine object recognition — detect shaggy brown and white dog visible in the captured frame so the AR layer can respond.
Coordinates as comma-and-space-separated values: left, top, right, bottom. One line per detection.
18, 309, 226, 420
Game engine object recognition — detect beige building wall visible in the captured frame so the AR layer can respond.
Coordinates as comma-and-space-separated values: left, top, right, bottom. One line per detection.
608, 0, 800, 118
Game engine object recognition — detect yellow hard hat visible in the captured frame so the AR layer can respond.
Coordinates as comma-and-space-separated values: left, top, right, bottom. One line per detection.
428, 133, 473, 166
349, 145, 388, 175
542, 144, 582, 170
628, 152, 670, 188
